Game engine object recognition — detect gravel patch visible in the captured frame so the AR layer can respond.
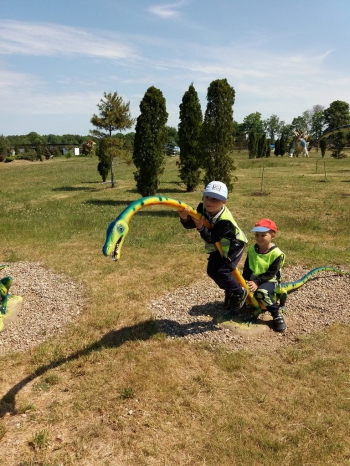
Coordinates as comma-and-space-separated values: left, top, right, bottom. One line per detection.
150, 266, 350, 352
0, 262, 84, 355
1, 263, 348, 356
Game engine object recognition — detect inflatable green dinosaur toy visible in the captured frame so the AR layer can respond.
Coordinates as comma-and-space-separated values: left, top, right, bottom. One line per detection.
103, 196, 348, 322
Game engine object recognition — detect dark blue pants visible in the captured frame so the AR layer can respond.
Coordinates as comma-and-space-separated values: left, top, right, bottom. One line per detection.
207, 248, 244, 295
254, 281, 279, 317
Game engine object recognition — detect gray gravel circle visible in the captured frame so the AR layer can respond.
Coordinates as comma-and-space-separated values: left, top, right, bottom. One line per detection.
150, 266, 350, 352
1, 263, 349, 355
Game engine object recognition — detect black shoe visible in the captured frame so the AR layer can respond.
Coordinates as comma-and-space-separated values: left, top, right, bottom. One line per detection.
273, 314, 286, 332
223, 290, 231, 310
230, 288, 248, 314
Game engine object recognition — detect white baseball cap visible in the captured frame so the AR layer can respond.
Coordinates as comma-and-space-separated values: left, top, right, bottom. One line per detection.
203, 181, 228, 201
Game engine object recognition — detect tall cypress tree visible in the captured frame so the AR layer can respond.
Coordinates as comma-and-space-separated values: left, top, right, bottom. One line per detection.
257, 133, 267, 158
279, 132, 286, 156
274, 139, 281, 156
96, 138, 110, 182
177, 83, 203, 192
248, 131, 258, 159
319, 137, 327, 158
201, 79, 236, 191
133, 86, 168, 196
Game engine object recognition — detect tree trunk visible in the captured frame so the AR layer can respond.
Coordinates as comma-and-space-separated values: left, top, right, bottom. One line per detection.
110, 158, 115, 188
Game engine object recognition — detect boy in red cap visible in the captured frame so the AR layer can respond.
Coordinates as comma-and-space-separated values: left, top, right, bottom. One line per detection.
242, 218, 286, 332
178, 181, 248, 314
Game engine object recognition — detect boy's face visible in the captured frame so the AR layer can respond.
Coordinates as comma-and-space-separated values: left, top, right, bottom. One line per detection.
254, 230, 276, 248
203, 196, 226, 215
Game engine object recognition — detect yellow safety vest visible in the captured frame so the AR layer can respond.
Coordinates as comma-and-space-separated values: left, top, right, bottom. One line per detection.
247, 245, 285, 282
203, 206, 247, 257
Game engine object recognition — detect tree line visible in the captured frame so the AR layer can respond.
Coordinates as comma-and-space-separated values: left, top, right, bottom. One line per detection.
89, 83, 350, 195
1, 81, 350, 194
90, 80, 237, 195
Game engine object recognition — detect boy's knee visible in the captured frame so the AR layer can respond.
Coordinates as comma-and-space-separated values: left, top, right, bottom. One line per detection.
255, 288, 274, 307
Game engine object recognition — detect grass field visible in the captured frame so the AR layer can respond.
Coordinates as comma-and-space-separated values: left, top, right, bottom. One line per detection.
0, 150, 350, 465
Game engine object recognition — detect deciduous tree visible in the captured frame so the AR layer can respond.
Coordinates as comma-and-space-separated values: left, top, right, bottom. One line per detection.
90, 91, 134, 187
242, 112, 264, 135
323, 100, 350, 132
263, 114, 285, 142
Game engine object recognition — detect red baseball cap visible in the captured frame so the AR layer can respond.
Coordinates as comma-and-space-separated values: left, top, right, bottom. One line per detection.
251, 218, 277, 233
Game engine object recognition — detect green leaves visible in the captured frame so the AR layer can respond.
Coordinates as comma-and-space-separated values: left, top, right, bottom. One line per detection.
201, 79, 236, 191
133, 87, 168, 196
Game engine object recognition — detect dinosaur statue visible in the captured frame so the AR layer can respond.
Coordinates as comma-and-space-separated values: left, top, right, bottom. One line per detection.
0, 265, 13, 331
0, 264, 23, 332
0, 265, 12, 313
289, 129, 309, 157
81, 140, 96, 156
102, 196, 348, 325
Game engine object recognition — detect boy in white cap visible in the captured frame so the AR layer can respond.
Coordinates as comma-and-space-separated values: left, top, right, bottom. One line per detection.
178, 181, 248, 315
242, 218, 286, 332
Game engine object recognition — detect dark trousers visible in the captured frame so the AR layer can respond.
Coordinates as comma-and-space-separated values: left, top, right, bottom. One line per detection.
207, 248, 244, 295
254, 281, 279, 317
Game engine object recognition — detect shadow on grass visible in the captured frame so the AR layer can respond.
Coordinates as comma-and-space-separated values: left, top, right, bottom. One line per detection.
125, 188, 187, 196
0, 317, 221, 417
85, 199, 132, 207
86, 199, 188, 217
156, 187, 186, 194
52, 186, 98, 192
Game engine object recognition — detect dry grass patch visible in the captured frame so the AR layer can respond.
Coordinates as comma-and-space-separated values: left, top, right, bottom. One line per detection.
1, 153, 350, 465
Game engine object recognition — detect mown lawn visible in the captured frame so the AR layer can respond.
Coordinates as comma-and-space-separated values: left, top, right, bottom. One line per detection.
0, 151, 350, 465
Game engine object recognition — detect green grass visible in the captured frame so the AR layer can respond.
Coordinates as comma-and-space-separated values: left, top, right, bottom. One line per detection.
0, 152, 350, 465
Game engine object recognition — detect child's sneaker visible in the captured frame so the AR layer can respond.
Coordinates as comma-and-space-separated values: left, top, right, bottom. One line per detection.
223, 290, 231, 310
230, 288, 248, 314
273, 314, 286, 332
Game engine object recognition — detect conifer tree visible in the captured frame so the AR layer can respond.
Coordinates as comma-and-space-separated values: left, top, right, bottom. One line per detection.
248, 131, 258, 159
319, 138, 327, 158
201, 79, 236, 191
96, 138, 110, 182
257, 133, 267, 158
279, 133, 286, 156
133, 86, 168, 196
177, 83, 203, 191
274, 139, 281, 156
331, 131, 347, 158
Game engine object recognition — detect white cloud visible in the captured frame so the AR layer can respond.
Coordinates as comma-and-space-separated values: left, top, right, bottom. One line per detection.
148, 1, 186, 19
0, 18, 349, 132
0, 20, 134, 59
0, 68, 100, 115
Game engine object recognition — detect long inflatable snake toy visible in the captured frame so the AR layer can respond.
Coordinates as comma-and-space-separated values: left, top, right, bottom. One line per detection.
103, 196, 348, 320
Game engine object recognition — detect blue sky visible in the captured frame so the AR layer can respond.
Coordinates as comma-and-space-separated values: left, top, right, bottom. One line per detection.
1, 0, 349, 136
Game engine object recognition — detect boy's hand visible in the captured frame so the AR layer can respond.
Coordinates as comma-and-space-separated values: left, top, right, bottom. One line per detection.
192, 216, 204, 230
178, 207, 190, 220
246, 281, 258, 292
